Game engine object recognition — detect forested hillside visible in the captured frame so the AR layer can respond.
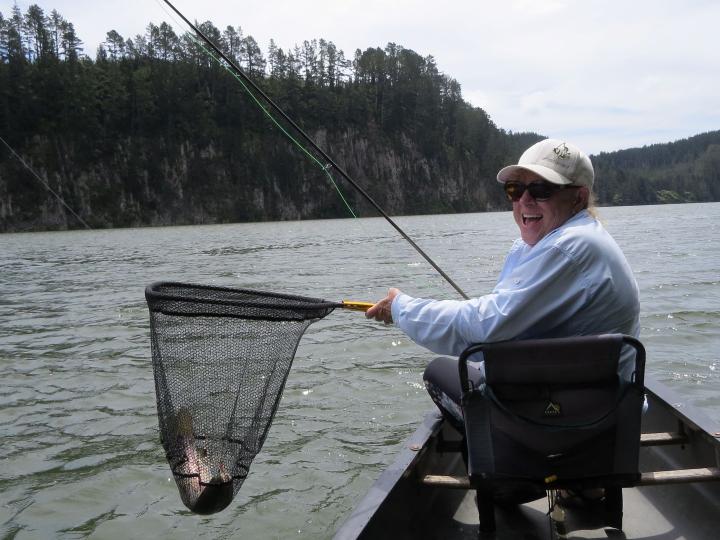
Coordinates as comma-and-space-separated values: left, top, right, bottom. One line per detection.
593, 132, 720, 205
1, 5, 718, 232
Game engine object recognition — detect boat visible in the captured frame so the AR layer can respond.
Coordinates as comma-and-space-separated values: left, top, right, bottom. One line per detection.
334, 374, 720, 539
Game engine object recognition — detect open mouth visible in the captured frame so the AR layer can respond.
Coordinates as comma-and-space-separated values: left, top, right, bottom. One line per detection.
522, 213, 542, 225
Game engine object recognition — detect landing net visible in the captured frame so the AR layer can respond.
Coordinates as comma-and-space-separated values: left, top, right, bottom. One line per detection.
145, 281, 339, 514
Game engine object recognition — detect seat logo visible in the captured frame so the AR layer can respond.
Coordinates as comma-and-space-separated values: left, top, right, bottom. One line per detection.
544, 401, 562, 417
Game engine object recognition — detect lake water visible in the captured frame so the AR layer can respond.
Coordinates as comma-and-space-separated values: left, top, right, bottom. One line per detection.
1, 202, 718, 539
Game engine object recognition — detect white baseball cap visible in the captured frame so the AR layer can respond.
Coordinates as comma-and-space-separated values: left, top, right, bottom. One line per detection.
497, 138, 594, 188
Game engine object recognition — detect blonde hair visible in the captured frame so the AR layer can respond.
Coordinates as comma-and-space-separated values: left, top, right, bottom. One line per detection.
585, 191, 599, 219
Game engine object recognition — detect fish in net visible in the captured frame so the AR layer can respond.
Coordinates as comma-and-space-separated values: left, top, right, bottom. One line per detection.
145, 281, 341, 514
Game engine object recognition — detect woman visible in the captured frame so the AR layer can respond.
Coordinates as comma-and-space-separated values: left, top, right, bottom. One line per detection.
366, 138, 640, 432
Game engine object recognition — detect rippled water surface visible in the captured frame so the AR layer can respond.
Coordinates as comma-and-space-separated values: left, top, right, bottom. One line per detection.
1, 203, 718, 539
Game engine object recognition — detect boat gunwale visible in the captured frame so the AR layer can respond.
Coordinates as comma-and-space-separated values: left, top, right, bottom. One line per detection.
642, 373, 720, 443
333, 411, 444, 539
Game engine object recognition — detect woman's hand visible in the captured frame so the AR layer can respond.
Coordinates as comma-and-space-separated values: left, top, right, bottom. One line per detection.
366, 288, 401, 324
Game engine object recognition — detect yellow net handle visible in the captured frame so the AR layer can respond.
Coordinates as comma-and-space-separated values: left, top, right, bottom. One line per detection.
341, 300, 375, 312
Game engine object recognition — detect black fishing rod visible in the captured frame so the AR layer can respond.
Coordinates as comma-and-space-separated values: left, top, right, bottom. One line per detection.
160, 0, 469, 300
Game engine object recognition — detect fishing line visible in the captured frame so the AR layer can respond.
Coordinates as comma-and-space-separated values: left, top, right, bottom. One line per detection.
185, 33, 357, 218
0, 134, 92, 230
158, 0, 469, 300
154, 0, 357, 216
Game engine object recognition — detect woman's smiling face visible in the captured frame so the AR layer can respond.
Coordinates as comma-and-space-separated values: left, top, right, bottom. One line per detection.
510, 170, 588, 246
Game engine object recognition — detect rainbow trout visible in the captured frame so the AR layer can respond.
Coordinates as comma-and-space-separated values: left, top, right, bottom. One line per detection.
171, 408, 234, 515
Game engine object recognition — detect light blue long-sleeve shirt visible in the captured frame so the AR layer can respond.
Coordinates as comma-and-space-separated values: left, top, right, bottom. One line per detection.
391, 210, 640, 375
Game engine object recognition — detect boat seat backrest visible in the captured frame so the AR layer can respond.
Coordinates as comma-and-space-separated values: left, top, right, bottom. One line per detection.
460, 334, 646, 486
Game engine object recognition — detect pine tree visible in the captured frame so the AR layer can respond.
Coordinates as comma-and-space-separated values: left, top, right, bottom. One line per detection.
104, 30, 126, 60
242, 35, 265, 77
24, 4, 51, 61
222, 25, 243, 64
59, 20, 82, 61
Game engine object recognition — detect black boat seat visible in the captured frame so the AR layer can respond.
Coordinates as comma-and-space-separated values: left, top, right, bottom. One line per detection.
458, 334, 646, 534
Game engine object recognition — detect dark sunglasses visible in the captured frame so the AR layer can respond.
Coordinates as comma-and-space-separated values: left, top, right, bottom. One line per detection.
504, 181, 577, 202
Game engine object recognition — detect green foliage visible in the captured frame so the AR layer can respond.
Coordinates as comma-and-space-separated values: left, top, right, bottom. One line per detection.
0, 5, 718, 231
593, 133, 720, 206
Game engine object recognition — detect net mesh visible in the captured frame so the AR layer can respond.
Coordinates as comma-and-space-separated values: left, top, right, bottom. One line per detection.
145, 281, 339, 514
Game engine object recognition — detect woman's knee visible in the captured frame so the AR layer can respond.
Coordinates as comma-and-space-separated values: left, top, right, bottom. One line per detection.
423, 356, 462, 403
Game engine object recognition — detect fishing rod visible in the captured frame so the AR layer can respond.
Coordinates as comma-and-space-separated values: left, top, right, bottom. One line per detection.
0, 135, 92, 230
160, 0, 469, 300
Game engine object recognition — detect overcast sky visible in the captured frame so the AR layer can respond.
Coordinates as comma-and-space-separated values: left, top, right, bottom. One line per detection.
7, 0, 720, 155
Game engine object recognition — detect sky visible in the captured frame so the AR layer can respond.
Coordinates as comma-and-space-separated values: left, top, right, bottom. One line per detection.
6, 0, 720, 155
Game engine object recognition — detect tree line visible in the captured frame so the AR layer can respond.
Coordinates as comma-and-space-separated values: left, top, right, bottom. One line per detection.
592, 132, 720, 205
1, 4, 718, 232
